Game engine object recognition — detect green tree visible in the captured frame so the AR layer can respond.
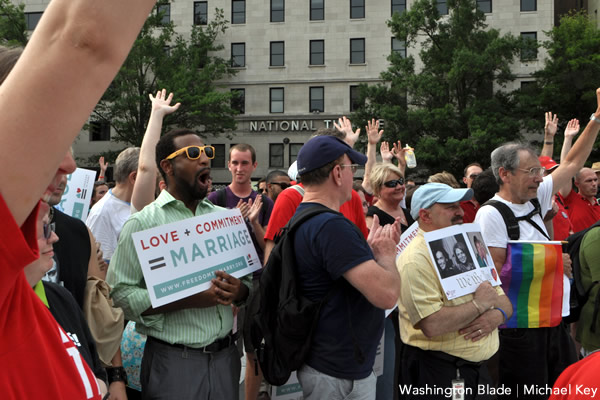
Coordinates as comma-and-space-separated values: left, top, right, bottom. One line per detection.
352, 0, 529, 176
0, 0, 28, 46
92, 7, 237, 146
529, 11, 600, 158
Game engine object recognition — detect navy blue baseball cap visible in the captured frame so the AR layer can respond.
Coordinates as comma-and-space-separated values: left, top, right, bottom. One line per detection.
297, 136, 367, 176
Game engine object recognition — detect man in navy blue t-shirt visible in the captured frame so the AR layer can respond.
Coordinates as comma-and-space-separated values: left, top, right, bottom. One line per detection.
293, 135, 402, 400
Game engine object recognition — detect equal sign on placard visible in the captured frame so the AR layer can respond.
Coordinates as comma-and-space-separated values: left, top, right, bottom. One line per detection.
149, 256, 166, 270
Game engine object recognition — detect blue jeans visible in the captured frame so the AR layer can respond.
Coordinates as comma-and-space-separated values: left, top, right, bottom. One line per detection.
297, 364, 376, 400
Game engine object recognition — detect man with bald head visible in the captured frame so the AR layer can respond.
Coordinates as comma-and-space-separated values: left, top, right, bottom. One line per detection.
564, 167, 600, 232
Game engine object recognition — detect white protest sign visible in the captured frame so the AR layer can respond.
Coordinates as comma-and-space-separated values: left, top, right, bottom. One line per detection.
424, 223, 500, 300
271, 372, 303, 400
132, 208, 261, 308
396, 221, 419, 258
58, 168, 96, 221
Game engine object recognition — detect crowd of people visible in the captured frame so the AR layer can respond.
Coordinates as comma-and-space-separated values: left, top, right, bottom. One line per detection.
2, 3, 600, 400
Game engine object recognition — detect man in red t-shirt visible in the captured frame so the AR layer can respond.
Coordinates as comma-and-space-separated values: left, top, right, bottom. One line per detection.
564, 167, 600, 233
263, 183, 368, 263
539, 156, 574, 240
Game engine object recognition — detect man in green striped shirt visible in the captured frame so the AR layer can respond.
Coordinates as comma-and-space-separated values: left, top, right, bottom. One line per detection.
107, 128, 251, 399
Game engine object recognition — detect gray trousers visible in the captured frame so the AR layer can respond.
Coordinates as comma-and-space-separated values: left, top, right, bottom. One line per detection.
297, 364, 376, 400
141, 337, 240, 400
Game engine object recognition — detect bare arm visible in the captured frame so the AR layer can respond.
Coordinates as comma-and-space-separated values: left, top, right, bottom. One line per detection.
557, 119, 580, 197
540, 111, 558, 158
0, 0, 158, 225
131, 89, 180, 212
551, 88, 600, 195
418, 282, 503, 338
98, 157, 108, 181
391, 140, 407, 177
459, 293, 513, 341
362, 119, 383, 195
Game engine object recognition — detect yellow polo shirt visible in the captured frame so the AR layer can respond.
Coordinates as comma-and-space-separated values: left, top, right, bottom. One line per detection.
396, 229, 503, 362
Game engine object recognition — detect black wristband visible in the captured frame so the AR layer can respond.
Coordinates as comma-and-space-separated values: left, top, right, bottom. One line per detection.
106, 366, 128, 385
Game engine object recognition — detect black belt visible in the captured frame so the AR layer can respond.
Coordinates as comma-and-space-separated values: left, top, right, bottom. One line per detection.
149, 331, 239, 353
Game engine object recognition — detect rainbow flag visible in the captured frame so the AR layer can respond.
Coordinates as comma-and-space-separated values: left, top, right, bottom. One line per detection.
500, 241, 564, 328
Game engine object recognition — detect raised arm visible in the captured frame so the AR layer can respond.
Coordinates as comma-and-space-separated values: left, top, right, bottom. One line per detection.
550, 89, 600, 195
0, 0, 158, 225
98, 157, 108, 181
362, 119, 383, 195
131, 89, 180, 212
540, 111, 558, 158
557, 119, 580, 197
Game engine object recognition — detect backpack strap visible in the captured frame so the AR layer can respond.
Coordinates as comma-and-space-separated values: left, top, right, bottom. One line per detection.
483, 198, 550, 240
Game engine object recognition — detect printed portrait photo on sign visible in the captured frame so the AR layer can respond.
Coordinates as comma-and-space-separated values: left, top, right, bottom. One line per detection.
467, 232, 492, 268
430, 234, 476, 278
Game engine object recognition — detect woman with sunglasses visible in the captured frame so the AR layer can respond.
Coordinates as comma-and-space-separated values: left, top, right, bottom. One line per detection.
366, 162, 413, 400
366, 162, 414, 232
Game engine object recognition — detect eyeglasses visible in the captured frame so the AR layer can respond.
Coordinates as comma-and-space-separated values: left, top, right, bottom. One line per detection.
383, 178, 405, 188
43, 222, 55, 240
270, 182, 291, 190
164, 145, 215, 161
340, 164, 359, 173
257, 188, 265, 194
516, 167, 546, 178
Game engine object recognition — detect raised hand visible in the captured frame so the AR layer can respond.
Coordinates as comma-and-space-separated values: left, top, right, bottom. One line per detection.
391, 140, 407, 170
99, 156, 108, 176
564, 119, 580, 138
380, 141, 393, 163
366, 119, 383, 146
544, 111, 558, 137
334, 116, 360, 147
149, 88, 181, 117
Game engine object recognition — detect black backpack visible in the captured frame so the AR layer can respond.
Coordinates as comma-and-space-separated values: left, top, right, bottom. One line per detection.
483, 198, 550, 241
562, 221, 600, 327
249, 205, 345, 386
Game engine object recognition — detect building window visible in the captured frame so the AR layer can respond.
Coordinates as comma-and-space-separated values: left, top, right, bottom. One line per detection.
271, 0, 284, 22
392, 38, 406, 58
289, 143, 303, 165
521, 0, 536, 11
310, 0, 324, 20
211, 144, 226, 168
520, 81, 535, 91
89, 121, 111, 142
270, 144, 284, 168
270, 88, 284, 113
232, 0, 246, 24
270, 41, 285, 67
350, 38, 365, 64
350, 0, 365, 19
194, 1, 208, 25
437, 0, 448, 15
25, 12, 43, 30
157, 3, 171, 25
231, 89, 245, 114
310, 87, 324, 113
231, 43, 245, 67
310, 40, 325, 65
520, 32, 537, 60
391, 0, 406, 15
476, 0, 492, 13
350, 85, 363, 111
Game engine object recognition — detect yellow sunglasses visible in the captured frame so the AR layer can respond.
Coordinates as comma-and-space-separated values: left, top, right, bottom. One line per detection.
164, 145, 215, 161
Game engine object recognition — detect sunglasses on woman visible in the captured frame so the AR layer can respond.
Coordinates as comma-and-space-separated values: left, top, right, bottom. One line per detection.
383, 178, 405, 188
164, 145, 215, 161
43, 222, 55, 240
